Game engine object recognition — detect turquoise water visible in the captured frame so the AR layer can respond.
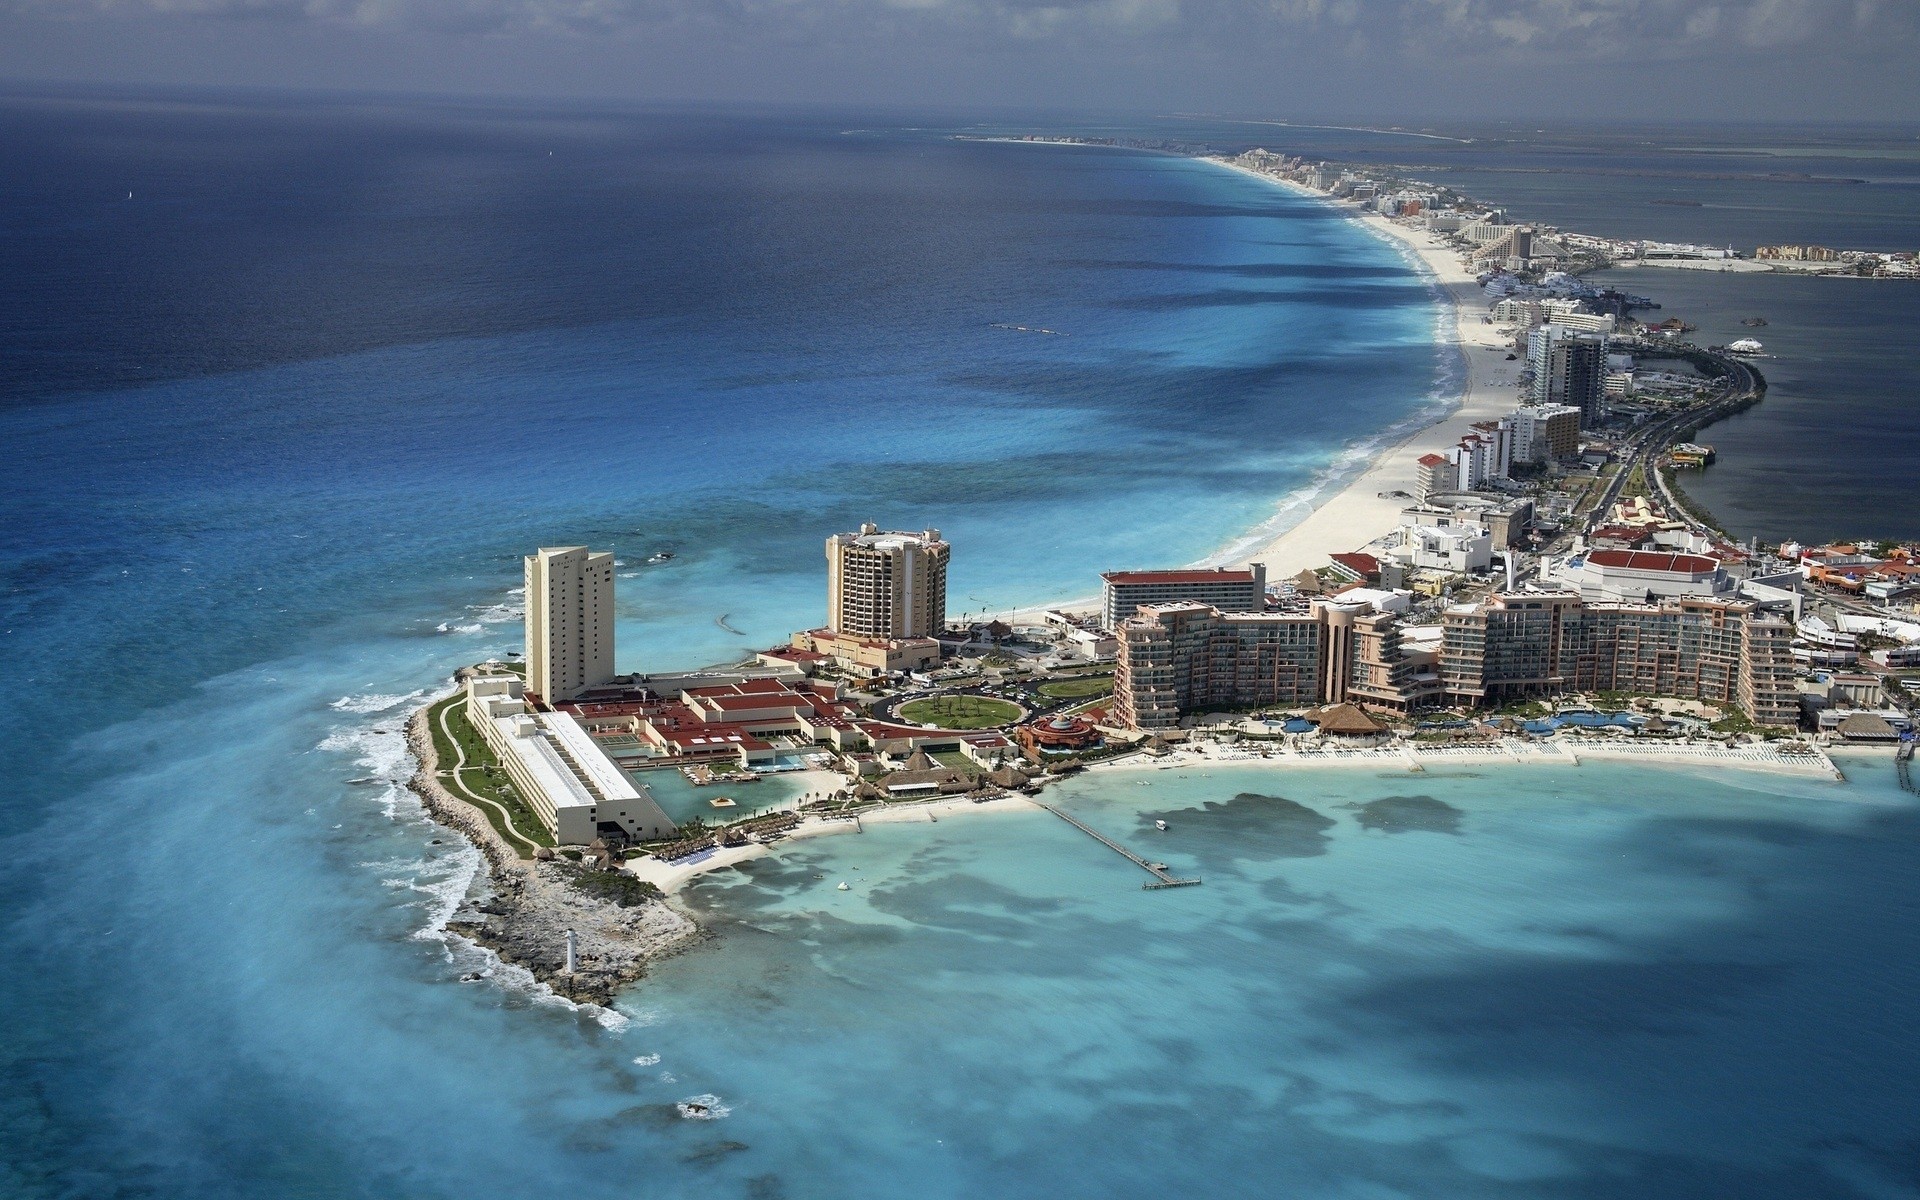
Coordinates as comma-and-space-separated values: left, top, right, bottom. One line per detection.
596, 758, 1919, 1197
9, 94, 1917, 1197
1, 97, 1451, 1196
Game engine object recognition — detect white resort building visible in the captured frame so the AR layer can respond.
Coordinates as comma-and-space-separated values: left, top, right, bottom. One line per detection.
466, 676, 675, 845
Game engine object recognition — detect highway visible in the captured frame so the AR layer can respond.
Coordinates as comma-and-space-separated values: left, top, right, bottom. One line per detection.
1583, 343, 1765, 538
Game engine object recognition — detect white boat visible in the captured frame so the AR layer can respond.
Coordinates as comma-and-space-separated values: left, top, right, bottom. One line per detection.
836, 881, 850, 891
1154, 819, 1168, 831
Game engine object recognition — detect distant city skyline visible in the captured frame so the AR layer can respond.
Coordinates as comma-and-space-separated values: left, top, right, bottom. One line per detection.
4, 0, 1918, 120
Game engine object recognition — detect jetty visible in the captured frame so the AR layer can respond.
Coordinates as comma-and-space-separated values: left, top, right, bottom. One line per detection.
1898, 741, 1916, 796
1036, 801, 1201, 890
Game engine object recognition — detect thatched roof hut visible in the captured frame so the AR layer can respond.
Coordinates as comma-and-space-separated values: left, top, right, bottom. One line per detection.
902, 748, 937, 772
988, 763, 1032, 789
1311, 703, 1388, 738
1837, 712, 1898, 742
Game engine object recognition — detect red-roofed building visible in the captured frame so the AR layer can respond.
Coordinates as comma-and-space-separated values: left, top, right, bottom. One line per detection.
1327, 552, 1381, 584
1551, 547, 1731, 602
1101, 564, 1266, 629
1414, 453, 1457, 502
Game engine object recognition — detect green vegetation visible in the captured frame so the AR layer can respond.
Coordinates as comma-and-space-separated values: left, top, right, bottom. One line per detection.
563, 866, 664, 907
1037, 675, 1114, 701
427, 691, 553, 854
931, 749, 977, 771
1655, 463, 1731, 537
897, 694, 1024, 729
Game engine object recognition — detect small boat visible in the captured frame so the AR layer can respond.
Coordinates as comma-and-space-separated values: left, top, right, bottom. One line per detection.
1154, 819, 1168, 831
836, 881, 850, 891
647, 552, 675, 564
682, 1102, 709, 1116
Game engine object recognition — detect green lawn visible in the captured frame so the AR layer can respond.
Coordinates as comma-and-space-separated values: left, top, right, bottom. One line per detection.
1037, 676, 1113, 701
897, 694, 1024, 729
428, 691, 552, 853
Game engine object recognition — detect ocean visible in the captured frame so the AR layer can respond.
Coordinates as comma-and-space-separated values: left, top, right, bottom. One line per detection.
4, 90, 1917, 1198
1084, 117, 1920, 544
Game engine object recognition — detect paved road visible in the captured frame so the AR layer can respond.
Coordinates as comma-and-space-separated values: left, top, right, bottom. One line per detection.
1584, 344, 1763, 537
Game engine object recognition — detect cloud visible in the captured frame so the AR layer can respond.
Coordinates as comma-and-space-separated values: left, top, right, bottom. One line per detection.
5, 0, 1915, 61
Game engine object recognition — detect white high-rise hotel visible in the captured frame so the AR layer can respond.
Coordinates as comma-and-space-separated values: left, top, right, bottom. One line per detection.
524, 546, 615, 702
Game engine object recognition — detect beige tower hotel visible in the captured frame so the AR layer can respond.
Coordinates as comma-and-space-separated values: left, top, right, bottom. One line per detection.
524, 545, 616, 702
825, 524, 949, 639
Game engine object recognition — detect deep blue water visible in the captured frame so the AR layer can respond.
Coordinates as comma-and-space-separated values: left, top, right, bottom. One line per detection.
968, 116, 1920, 543
5, 91, 1918, 1199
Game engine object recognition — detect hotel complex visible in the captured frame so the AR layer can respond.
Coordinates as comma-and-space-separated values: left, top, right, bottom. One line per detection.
1100, 565, 1266, 631
1112, 592, 1798, 731
466, 675, 676, 844
1440, 593, 1798, 727
524, 545, 616, 703
789, 524, 951, 674
826, 524, 949, 639
1113, 599, 1432, 730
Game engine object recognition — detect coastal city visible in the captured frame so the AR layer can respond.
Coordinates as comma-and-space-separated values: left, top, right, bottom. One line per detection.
19, 0, 1920, 1185
398, 142, 1920, 1005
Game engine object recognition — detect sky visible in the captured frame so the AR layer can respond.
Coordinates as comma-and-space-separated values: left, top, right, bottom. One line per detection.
1, 0, 1918, 119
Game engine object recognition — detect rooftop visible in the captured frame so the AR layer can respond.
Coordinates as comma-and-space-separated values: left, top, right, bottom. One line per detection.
1585, 549, 1719, 575
1102, 568, 1261, 586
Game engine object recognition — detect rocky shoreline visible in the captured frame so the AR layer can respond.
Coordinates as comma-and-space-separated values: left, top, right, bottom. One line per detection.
404, 696, 704, 1007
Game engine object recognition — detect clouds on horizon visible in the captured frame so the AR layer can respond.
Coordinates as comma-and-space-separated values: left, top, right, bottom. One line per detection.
10, 0, 1915, 53
2, 0, 1914, 114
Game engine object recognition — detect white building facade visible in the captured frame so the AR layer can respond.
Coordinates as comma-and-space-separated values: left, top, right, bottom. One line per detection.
525, 545, 616, 702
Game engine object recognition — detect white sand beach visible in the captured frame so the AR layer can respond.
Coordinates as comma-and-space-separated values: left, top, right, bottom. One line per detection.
1203, 159, 1523, 580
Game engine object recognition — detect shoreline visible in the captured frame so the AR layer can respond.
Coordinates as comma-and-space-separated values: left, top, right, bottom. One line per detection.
991, 147, 1507, 619
397, 151, 1878, 998
404, 697, 702, 1006
983, 149, 1489, 622
1200, 157, 1519, 579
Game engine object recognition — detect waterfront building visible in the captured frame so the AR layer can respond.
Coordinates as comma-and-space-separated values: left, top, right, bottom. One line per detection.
826, 524, 949, 640
788, 627, 941, 676
1405, 495, 1535, 549
1527, 327, 1608, 426
524, 545, 616, 703
1100, 564, 1266, 631
465, 677, 676, 844
1548, 310, 1616, 335
1386, 523, 1494, 575
1111, 600, 1436, 730
1505, 405, 1581, 463
1440, 593, 1798, 726
1414, 453, 1457, 502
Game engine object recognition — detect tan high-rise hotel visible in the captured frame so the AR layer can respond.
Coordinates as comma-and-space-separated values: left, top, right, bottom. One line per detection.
524, 545, 616, 702
825, 524, 949, 640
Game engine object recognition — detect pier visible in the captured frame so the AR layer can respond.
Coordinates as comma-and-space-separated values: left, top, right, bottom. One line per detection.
1898, 741, 1916, 796
1036, 802, 1201, 890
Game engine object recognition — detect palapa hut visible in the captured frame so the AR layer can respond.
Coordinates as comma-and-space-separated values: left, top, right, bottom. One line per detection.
1836, 712, 1899, 742
902, 748, 937, 772
1309, 702, 1389, 741
988, 763, 1034, 790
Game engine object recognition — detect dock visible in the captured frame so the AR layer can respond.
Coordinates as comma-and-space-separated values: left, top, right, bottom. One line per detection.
1036, 802, 1201, 890
1898, 741, 1916, 796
